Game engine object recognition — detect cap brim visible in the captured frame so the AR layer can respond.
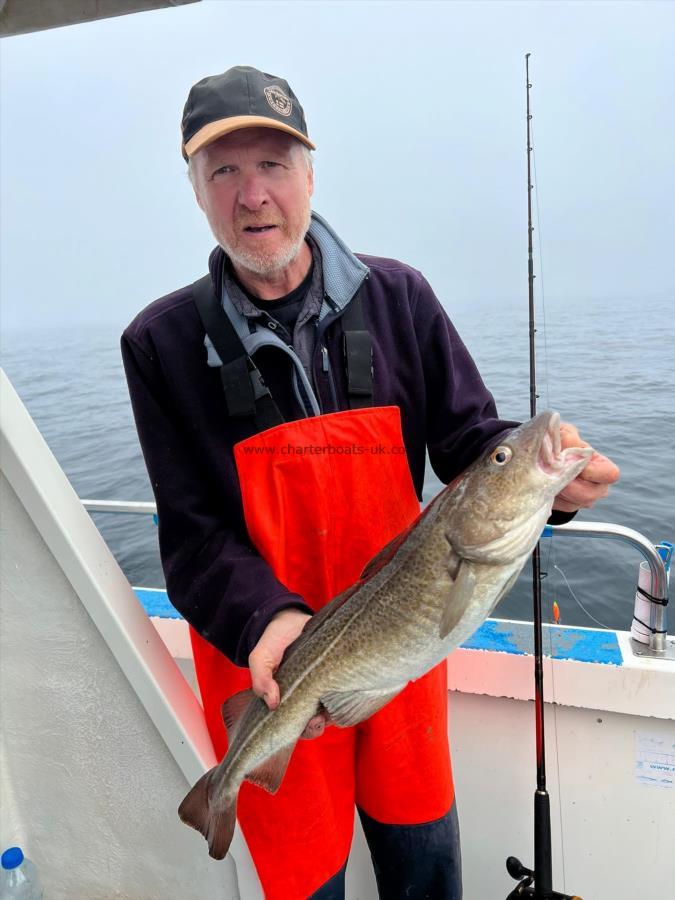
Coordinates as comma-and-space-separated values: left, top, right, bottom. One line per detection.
183, 115, 316, 159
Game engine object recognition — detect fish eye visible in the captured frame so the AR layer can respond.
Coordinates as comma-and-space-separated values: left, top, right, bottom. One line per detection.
490, 446, 513, 466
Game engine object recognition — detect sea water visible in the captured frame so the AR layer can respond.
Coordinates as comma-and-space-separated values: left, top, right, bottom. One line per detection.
1, 292, 673, 632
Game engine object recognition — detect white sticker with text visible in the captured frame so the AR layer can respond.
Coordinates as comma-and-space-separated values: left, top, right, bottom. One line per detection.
635, 731, 675, 788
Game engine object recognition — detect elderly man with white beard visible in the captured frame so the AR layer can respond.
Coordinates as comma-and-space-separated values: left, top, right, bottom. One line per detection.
122, 65, 619, 900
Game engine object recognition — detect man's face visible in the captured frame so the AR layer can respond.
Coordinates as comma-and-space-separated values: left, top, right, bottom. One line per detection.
190, 128, 314, 278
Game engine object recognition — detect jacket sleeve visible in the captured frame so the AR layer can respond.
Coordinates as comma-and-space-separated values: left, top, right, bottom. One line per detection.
411, 273, 521, 484
120, 332, 314, 667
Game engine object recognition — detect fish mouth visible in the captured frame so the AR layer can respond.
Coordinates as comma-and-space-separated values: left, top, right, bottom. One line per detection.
537, 411, 593, 480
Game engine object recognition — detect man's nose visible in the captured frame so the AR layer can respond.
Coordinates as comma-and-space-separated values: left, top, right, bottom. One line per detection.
237, 174, 268, 210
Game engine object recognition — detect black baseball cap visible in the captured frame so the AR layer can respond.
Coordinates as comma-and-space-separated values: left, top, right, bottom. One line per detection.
181, 65, 316, 161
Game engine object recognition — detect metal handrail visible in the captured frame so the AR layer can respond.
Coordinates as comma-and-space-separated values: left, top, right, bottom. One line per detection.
81, 501, 670, 655
545, 521, 670, 656
81, 499, 156, 515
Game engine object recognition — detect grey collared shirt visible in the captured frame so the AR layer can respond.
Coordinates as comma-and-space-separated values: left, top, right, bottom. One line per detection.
222, 235, 325, 376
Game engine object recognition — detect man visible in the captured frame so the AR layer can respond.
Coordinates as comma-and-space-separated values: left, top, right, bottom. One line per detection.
122, 66, 619, 899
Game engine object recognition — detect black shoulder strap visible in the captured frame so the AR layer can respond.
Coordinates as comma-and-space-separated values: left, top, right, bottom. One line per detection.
341, 284, 373, 409
191, 275, 284, 429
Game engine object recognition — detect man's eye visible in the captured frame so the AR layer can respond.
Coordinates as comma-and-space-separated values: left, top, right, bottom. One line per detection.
260, 161, 280, 169
212, 165, 234, 178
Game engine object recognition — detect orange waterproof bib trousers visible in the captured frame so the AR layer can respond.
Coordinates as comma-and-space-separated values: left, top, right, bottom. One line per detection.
190, 407, 454, 899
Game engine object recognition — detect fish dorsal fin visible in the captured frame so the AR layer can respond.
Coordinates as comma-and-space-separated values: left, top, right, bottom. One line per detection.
439, 558, 477, 639
220, 688, 256, 741
282, 509, 433, 665
359, 492, 447, 582
244, 742, 296, 795
282, 525, 418, 664
321, 686, 403, 728
358, 517, 422, 581
280, 583, 360, 665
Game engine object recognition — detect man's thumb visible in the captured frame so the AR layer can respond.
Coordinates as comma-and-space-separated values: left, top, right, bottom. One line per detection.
253, 666, 280, 710
262, 680, 280, 710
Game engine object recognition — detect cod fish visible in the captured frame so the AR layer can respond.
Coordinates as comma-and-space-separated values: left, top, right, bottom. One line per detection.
179, 410, 593, 858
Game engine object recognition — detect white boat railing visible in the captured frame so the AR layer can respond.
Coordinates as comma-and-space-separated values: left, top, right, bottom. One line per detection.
81, 498, 157, 515
81, 499, 671, 658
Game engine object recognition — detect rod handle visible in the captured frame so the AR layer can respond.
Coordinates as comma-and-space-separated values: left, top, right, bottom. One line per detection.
534, 790, 553, 894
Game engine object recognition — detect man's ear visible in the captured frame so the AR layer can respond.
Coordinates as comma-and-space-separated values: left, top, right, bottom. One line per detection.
307, 163, 314, 198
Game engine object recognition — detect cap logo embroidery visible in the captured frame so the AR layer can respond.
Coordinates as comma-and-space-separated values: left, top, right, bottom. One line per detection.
264, 85, 293, 118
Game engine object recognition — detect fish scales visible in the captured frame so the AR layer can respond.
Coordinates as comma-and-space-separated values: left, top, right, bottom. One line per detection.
178, 411, 594, 860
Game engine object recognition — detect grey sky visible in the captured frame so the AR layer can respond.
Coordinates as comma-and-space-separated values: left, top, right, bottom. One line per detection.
1, 0, 673, 332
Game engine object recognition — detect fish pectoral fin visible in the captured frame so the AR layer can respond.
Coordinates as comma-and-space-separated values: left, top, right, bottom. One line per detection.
220, 688, 256, 742
359, 520, 417, 581
439, 558, 477, 639
321, 687, 403, 728
244, 742, 296, 795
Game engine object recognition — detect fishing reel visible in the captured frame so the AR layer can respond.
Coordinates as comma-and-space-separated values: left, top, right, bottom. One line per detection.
505, 857, 582, 899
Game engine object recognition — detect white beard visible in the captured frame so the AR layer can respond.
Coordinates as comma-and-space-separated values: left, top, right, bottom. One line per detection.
216, 205, 311, 280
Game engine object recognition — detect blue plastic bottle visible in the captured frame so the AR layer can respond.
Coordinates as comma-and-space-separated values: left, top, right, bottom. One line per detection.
0, 848, 43, 900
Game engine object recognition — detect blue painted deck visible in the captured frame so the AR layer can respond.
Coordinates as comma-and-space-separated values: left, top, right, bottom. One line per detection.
460, 618, 622, 665
134, 588, 623, 666
134, 586, 183, 620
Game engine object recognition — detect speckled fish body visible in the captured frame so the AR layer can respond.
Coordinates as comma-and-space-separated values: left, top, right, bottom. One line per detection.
179, 410, 593, 858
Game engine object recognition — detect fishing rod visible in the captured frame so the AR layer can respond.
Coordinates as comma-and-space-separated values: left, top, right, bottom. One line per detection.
504, 54, 582, 900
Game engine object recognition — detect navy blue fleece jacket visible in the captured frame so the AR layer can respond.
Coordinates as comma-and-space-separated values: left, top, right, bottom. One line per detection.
121, 237, 522, 667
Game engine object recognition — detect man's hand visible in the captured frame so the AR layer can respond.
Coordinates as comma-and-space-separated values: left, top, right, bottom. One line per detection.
248, 608, 331, 740
552, 422, 620, 513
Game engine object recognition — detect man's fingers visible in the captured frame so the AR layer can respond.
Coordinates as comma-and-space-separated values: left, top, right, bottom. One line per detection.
251, 672, 280, 710
249, 651, 281, 709
559, 423, 620, 485
249, 610, 314, 713
578, 451, 620, 485
262, 684, 280, 710
556, 423, 620, 515
559, 422, 589, 450
554, 477, 610, 511
554, 441, 619, 513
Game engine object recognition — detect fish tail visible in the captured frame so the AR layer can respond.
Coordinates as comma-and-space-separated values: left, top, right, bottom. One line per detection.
178, 769, 237, 860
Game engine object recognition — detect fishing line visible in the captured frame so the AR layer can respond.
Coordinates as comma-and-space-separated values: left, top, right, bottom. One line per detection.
553, 562, 612, 631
